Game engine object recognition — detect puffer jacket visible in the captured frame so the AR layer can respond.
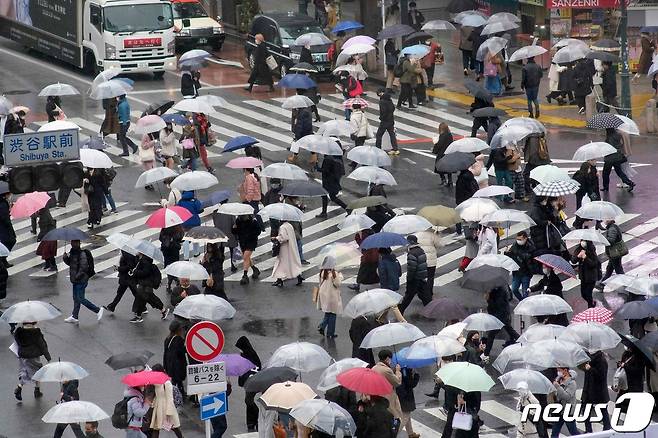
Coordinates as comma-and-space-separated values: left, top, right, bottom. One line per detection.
177, 191, 203, 228
604, 222, 623, 256
63, 247, 91, 284
554, 370, 578, 406
414, 230, 442, 267
14, 326, 51, 360
125, 387, 150, 429
378, 252, 401, 291
406, 244, 427, 282
505, 240, 536, 276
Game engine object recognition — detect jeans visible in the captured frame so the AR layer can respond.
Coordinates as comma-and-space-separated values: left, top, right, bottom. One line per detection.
132, 285, 164, 315
297, 238, 304, 261
72, 282, 99, 319
375, 125, 398, 150
495, 169, 513, 201
397, 83, 414, 107
461, 49, 474, 70
426, 64, 436, 86
319, 312, 337, 336
511, 274, 531, 301
551, 418, 580, 437
183, 241, 201, 260
54, 423, 85, 438
119, 123, 137, 154
126, 430, 146, 438
58, 187, 72, 207
474, 60, 483, 75
210, 415, 228, 438
585, 409, 611, 433
344, 107, 352, 120
103, 189, 116, 211
526, 86, 540, 115
186, 157, 198, 171
602, 161, 633, 190
483, 325, 519, 356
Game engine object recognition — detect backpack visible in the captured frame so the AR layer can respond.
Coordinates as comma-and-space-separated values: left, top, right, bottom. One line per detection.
537, 137, 549, 160
150, 264, 162, 289
393, 59, 405, 78
347, 77, 363, 97
172, 385, 184, 408
82, 249, 95, 278
484, 61, 498, 77
111, 396, 136, 429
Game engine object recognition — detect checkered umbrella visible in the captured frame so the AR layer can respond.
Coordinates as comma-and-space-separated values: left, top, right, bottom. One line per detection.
343, 97, 368, 109
533, 180, 580, 197
534, 254, 577, 278
586, 113, 624, 130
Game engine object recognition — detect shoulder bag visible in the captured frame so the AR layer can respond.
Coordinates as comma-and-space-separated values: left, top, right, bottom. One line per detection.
452, 403, 474, 431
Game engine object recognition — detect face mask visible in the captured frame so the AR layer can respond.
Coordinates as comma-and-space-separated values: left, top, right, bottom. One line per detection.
516, 239, 526, 246
542, 267, 551, 275
580, 241, 587, 248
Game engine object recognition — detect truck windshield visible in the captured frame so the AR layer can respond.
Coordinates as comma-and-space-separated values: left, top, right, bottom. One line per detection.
172, 2, 208, 19
104, 4, 174, 33
279, 24, 324, 46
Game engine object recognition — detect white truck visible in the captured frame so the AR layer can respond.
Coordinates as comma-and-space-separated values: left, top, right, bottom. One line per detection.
0, 0, 178, 78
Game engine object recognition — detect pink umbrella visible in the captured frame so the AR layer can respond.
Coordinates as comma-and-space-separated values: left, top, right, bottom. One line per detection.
342, 35, 376, 50
134, 114, 166, 135
226, 157, 263, 169
145, 206, 192, 229
10, 192, 52, 218
343, 97, 368, 108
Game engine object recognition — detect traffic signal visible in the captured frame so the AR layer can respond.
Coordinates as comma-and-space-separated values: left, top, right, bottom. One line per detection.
33, 163, 61, 192
60, 162, 84, 189
8, 162, 85, 194
8, 167, 33, 194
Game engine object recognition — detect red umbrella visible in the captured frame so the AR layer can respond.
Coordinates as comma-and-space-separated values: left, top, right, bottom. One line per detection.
121, 371, 170, 387
336, 368, 392, 396
571, 307, 613, 324
145, 206, 192, 229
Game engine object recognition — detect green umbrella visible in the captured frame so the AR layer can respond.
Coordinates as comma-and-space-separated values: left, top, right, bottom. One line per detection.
346, 196, 387, 210
435, 362, 495, 392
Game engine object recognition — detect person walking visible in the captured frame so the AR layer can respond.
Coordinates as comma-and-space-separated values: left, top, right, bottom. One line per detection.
349, 103, 371, 146
582, 351, 612, 432
599, 218, 627, 283
124, 386, 153, 438
101, 167, 118, 215
180, 70, 200, 98
529, 265, 569, 326
149, 364, 184, 438
522, 133, 551, 196
421, 38, 442, 88
159, 224, 184, 292
375, 88, 399, 154
245, 34, 274, 92
521, 57, 543, 118
515, 381, 540, 438
213, 202, 238, 272
201, 243, 227, 300
600, 61, 618, 113
396, 366, 420, 438
571, 239, 600, 308
35, 204, 57, 271
469, 96, 493, 137
488, 146, 514, 203
83, 168, 105, 229
505, 231, 536, 301
433, 122, 454, 186
398, 235, 430, 315
602, 128, 635, 192
13, 321, 50, 401
194, 112, 214, 173
459, 25, 475, 75
372, 350, 403, 425
384, 40, 399, 91
573, 59, 593, 114
271, 221, 304, 287
0, 185, 15, 268
484, 51, 504, 96
414, 227, 441, 300
101, 97, 120, 139
45, 96, 63, 122
483, 286, 519, 361
159, 123, 177, 170
235, 336, 261, 432
177, 190, 204, 260
139, 133, 157, 188
455, 167, 479, 235
315, 256, 343, 338
397, 54, 420, 109
62, 240, 103, 324
232, 214, 261, 285
117, 95, 137, 156
378, 247, 401, 292
546, 62, 568, 104
317, 154, 348, 217
53, 379, 86, 438
550, 368, 580, 437
130, 253, 168, 323
104, 250, 138, 313
164, 320, 187, 398
573, 160, 600, 228
180, 120, 199, 171
635, 32, 655, 79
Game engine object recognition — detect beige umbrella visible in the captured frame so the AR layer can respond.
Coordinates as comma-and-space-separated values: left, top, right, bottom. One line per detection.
260, 381, 317, 411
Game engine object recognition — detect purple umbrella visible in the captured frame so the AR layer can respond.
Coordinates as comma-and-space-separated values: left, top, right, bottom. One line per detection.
211, 354, 256, 376
420, 297, 468, 320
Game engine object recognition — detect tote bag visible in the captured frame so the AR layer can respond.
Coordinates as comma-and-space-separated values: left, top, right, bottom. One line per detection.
452, 405, 473, 431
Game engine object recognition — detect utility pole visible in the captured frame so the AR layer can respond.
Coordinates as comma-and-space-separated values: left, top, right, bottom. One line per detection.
619, 0, 631, 117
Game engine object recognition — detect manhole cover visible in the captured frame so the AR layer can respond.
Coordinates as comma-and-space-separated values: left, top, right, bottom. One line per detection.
3, 90, 31, 96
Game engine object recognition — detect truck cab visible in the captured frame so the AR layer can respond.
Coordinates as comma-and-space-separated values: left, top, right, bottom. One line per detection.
83, 0, 178, 77
171, 0, 225, 51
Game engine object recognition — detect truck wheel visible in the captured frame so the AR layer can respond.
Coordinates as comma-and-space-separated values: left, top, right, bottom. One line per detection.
213, 41, 223, 51
83, 52, 100, 76
153, 71, 165, 80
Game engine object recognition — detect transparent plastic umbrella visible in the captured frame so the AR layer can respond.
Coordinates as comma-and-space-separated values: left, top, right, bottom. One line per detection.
462, 313, 504, 331
261, 162, 308, 180
492, 343, 539, 373
170, 171, 218, 191
360, 322, 425, 349
294, 32, 332, 46
38, 83, 79, 97
342, 35, 376, 49
508, 44, 548, 62
488, 12, 522, 23
489, 125, 533, 149
572, 142, 617, 161
317, 120, 352, 137
499, 369, 555, 394
524, 339, 590, 368
575, 201, 623, 221
291, 399, 356, 437
91, 69, 121, 90
125, 239, 164, 264
316, 243, 361, 268
196, 94, 228, 108
107, 233, 138, 255
338, 214, 376, 232
626, 277, 658, 296
436, 362, 495, 392
259, 203, 304, 222
347, 146, 392, 167
476, 37, 508, 62
32, 361, 89, 382
267, 342, 333, 372
466, 254, 520, 272
78, 149, 113, 169
514, 294, 572, 316
164, 261, 209, 280
381, 215, 432, 234
437, 322, 468, 339
342, 289, 402, 318
517, 323, 566, 343
444, 137, 489, 154
38, 120, 80, 132
1, 300, 61, 323
481, 20, 519, 36
559, 321, 621, 352
406, 335, 465, 360
89, 79, 132, 99
616, 115, 640, 136
133, 114, 166, 135
216, 202, 255, 216
135, 167, 178, 188
473, 185, 515, 198
292, 135, 343, 155
42, 401, 109, 423
172, 98, 215, 114
456, 198, 499, 222
317, 358, 368, 391
422, 20, 456, 31
501, 117, 546, 134
282, 95, 315, 110
529, 165, 571, 184
553, 38, 589, 49
348, 166, 397, 186
458, 13, 487, 27
173, 294, 236, 320
179, 49, 212, 63
553, 44, 590, 64
562, 228, 609, 246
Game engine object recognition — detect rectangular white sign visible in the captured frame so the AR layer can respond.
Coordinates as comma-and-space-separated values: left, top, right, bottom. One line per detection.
186, 362, 227, 396
3, 128, 79, 166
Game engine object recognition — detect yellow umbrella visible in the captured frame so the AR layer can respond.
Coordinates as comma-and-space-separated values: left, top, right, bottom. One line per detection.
417, 205, 460, 227
259, 381, 317, 411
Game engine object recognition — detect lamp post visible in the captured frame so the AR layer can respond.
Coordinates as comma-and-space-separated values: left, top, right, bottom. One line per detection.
620, 0, 631, 117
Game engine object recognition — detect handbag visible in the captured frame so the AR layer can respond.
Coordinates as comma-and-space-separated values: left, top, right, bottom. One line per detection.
311, 286, 319, 303
265, 55, 278, 71
484, 61, 498, 77
181, 138, 195, 150
207, 130, 217, 146
452, 405, 474, 431
608, 240, 629, 258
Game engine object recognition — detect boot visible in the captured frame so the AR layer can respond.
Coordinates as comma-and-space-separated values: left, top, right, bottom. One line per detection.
425, 383, 441, 398
34, 387, 43, 398
251, 265, 260, 280
535, 109, 540, 118
14, 386, 22, 401
296, 275, 304, 286
240, 274, 249, 285
273, 279, 284, 288
546, 94, 552, 104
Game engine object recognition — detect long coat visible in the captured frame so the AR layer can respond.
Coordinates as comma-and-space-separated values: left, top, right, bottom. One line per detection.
396, 368, 419, 413
272, 222, 302, 280
320, 155, 344, 195
349, 316, 379, 365
638, 36, 656, 75
150, 380, 181, 430
101, 98, 120, 135
0, 197, 16, 250
249, 43, 274, 86
317, 272, 343, 314
372, 361, 403, 419
582, 351, 610, 404
163, 334, 187, 383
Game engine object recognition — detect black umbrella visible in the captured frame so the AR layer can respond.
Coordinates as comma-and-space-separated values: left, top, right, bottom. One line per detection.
244, 366, 298, 393
617, 333, 656, 371
140, 99, 175, 117
404, 31, 434, 46
447, 0, 478, 13
464, 80, 493, 102
586, 113, 624, 130
586, 51, 620, 63
290, 62, 318, 73
377, 24, 415, 40
184, 226, 228, 244
280, 181, 328, 198
105, 350, 154, 370
461, 265, 511, 292
0, 181, 9, 195
42, 227, 89, 242
81, 137, 109, 150
435, 152, 476, 173
614, 301, 658, 320
590, 39, 621, 52
472, 107, 507, 118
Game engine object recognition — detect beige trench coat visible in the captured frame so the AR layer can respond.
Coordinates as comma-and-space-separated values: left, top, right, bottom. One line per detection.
272, 222, 302, 280
317, 272, 343, 314
150, 380, 181, 430
372, 361, 403, 420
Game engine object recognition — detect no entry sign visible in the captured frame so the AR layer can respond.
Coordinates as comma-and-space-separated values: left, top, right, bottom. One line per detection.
185, 321, 225, 363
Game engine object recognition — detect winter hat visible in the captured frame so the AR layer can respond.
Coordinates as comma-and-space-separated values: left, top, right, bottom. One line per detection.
321, 256, 336, 270
406, 235, 418, 245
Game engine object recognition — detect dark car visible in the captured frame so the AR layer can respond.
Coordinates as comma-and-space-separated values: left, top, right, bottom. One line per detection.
244, 12, 332, 77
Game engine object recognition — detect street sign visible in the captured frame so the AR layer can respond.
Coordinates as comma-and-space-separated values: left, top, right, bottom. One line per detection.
186, 362, 227, 396
185, 321, 225, 363
3, 128, 80, 166
199, 391, 228, 421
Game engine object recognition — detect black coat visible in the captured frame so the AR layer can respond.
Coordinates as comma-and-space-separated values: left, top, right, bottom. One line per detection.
487, 286, 511, 325
14, 326, 51, 360
486, 117, 501, 146
293, 107, 313, 140
349, 316, 379, 365
171, 284, 200, 307
117, 251, 138, 287
180, 72, 200, 97
574, 60, 593, 97
530, 271, 563, 297
325, 386, 358, 416
621, 350, 645, 392
0, 198, 16, 249
159, 226, 184, 260
432, 131, 453, 159
504, 240, 536, 276
45, 98, 60, 122
378, 93, 396, 128
355, 397, 395, 438
558, 64, 576, 92
604, 130, 626, 165
249, 43, 273, 85
299, 46, 313, 64
63, 247, 92, 284
236, 335, 262, 387
601, 67, 617, 98
571, 243, 601, 284
573, 164, 600, 201
396, 368, 420, 412
36, 207, 56, 241
61, 380, 80, 402
582, 351, 610, 404
131, 256, 157, 288
202, 252, 226, 298
455, 170, 478, 205
163, 334, 187, 383
320, 155, 345, 195
521, 60, 543, 89
528, 201, 556, 253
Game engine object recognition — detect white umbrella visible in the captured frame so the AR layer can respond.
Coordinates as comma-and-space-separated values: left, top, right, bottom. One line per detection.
347, 166, 397, 186
508, 44, 548, 62
422, 20, 456, 31
480, 209, 536, 229
38, 83, 79, 97
342, 35, 376, 48
462, 313, 504, 331
291, 399, 356, 437
342, 289, 402, 318
456, 198, 499, 222
456, 13, 487, 27
438, 322, 467, 339
89, 79, 132, 100
603, 274, 638, 292
473, 185, 515, 198
294, 32, 332, 46
267, 342, 333, 372
572, 142, 617, 161
488, 12, 521, 23
444, 137, 489, 154
317, 358, 368, 391
407, 335, 466, 360
481, 20, 519, 36
333, 63, 369, 80
342, 43, 376, 56
562, 228, 610, 246
292, 135, 343, 155
133, 114, 166, 135
499, 369, 555, 394
216, 202, 255, 216
559, 321, 621, 352
476, 37, 508, 62
42, 401, 109, 423
466, 254, 520, 272
625, 276, 658, 296
553, 44, 590, 64
32, 361, 89, 382
179, 49, 212, 63
360, 322, 425, 349
125, 239, 164, 264
261, 162, 308, 180
338, 213, 376, 232
317, 120, 352, 137
514, 294, 573, 316
135, 167, 179, 188
172, 98, 215, 114
492, 343, 539, 373
170, 171, 218, 191
91, 69, 121, 90
615, 115, 640, 136
174, 294, 236, 320
381, 215, 432, 234
38, 120, 80, 132
259, 203, 304, 222
553, 38, 589, 49
282, 95, 315, 110
524, 339, 590, 368
489, 125, 533, 149
164, 261, 209, 280
529, 165, 571, 184
78, 149, 113, 169
196, 94, 228, 108
347, 146, 392, 167
107, 232, 138, 256
517, 323, 566, 343
316, 243, 361, 268
501, 117, 546, 134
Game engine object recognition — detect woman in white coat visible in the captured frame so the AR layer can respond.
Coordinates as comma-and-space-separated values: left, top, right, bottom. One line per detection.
315, 256, 343, 338
149, 364, 183, 437
159, 123, 177, 169
271, 221, 303, 287
477, 225, 498, 256
546, 62, 567, 105
140, 133, 157, 191
349, 103, 371, 146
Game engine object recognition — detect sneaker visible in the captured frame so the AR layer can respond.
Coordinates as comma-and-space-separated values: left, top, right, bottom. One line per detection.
315, 212, 328, 219
14, 386, 22, 401
96, 307, 104, 321
129, 316, 144, 323
301, 260, 310, 265
142, 310, 149, 315
627, 182, 636, 193
161, 308, 170, 320
64, 316, 79, 324
119, 153, 129, 157
110, 210, 118, 215
103, 305, 114, 313
348, 284, 360, 291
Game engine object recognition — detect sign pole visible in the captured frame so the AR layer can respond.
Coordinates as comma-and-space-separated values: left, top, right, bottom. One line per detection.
205, 413, 211, 438
619, 0, 631, 118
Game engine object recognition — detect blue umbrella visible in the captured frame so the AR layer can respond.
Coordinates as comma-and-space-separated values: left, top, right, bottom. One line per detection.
332, 20, 364, 33
224, 135, 259, 153
392, 347, 437, 369
641, 26, 658, 33
43, 227, 89, 241
360, 232, 408, 250
400, 44, 431, 58
534, 254, 577, 278
277, 74, 317, 89
162, 113, 190, 126
81, 137, 108, 150
202, 190, 232, 208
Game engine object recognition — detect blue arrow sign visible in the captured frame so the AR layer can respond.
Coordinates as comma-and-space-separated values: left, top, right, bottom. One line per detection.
200, 391, 227, 421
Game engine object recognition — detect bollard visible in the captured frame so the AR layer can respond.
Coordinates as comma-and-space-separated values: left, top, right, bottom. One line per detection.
585, 94, 596, 120
646, 99, 656, 133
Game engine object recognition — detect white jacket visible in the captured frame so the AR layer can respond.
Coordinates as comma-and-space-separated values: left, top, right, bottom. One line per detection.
477, 227, 498, 256
414, 230, 442, 267
548, 63, 566, 92
159, 130, 177, 157
139, 134, 156, 162
350, 110, 370, 138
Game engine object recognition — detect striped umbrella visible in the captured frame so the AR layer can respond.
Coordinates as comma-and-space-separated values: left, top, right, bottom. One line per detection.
534, 254, 577, 278
343, 97, 368, 108
571, 307, 613, 324
586, 113, 624, 130
533, 180, 580, 197
145, 206, 192, 229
